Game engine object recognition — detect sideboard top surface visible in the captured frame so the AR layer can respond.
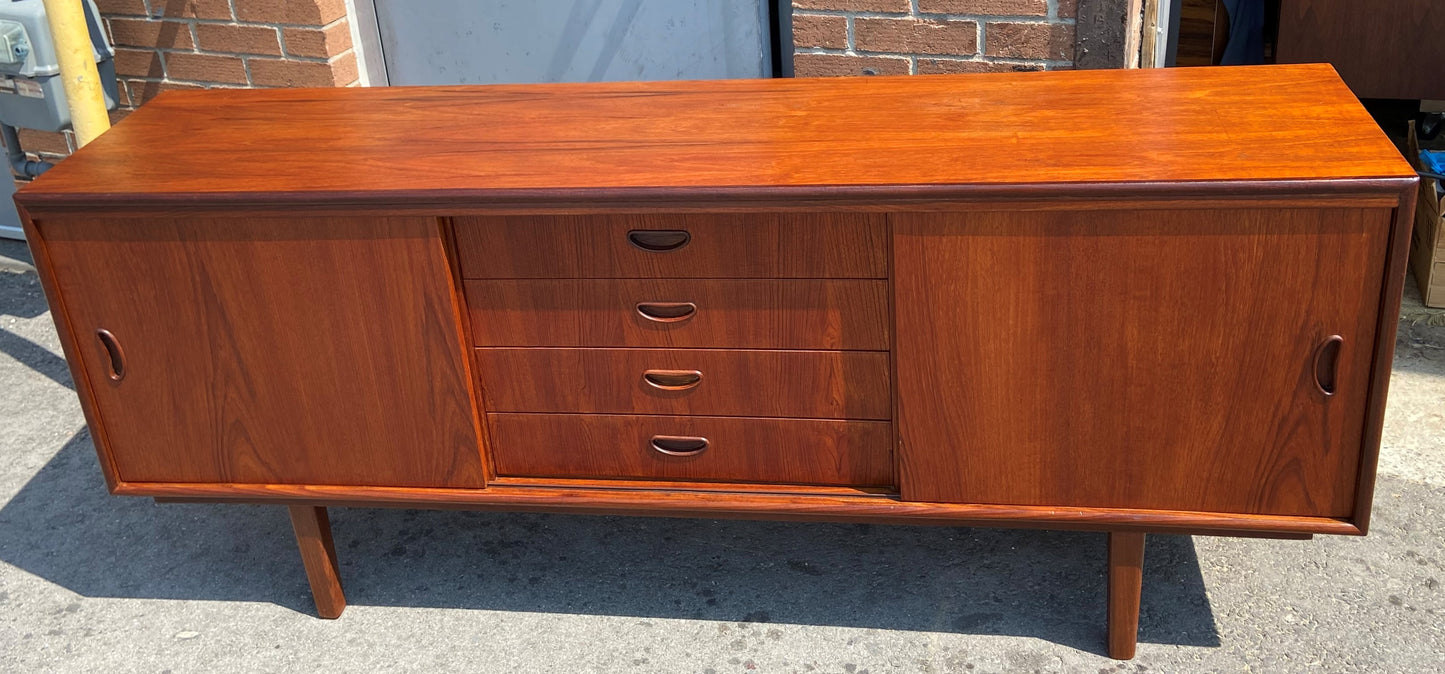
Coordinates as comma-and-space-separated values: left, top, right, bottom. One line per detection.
17, 64, 1413, 208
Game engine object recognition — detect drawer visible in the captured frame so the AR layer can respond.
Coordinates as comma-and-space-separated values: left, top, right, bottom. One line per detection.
476, 348, 891, 419
488, 413, 894, 486
452, 213, 887, 279
464, 279, 889, 349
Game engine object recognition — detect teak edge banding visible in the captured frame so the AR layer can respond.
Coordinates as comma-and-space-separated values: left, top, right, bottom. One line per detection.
12, 178, 1415, 216
123, 480, 1362, 536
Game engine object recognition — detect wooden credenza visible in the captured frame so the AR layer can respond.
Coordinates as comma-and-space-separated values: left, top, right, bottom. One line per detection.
16, 64, 1416, 660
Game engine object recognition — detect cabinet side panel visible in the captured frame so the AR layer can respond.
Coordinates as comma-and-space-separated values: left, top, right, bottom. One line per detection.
37, 215, 487, 489
893, 208, 1389, 517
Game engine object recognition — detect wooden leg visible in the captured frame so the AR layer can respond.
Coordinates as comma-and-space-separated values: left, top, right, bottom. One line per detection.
1107, 531, 1146, 659
288, 505, 346, 619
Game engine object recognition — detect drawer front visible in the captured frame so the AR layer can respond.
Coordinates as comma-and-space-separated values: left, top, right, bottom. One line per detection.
465, 279, 890, 349
489, 414, 894, 486
477, 348, 891, 419
453, 213, 888, 279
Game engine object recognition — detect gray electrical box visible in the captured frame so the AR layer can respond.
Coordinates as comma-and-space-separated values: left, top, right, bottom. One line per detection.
0, 0, 117, 133
0, 0, 116, 240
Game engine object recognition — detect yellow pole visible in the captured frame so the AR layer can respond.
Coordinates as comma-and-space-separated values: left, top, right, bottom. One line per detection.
41, 0, 109, 147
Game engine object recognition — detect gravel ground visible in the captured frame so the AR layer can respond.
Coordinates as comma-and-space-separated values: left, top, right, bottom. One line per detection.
1, 238, 1441, 673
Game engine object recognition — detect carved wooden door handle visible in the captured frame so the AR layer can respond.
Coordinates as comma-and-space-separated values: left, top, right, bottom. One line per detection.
1313, 335, 1343, 397
650, 435, 709, 456
627, 229, 690, 252
635, 301, 697, 323
96, 329, 125, 381
642, 369, 703, 391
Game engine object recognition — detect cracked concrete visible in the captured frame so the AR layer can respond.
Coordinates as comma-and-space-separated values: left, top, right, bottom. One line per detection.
0, 238, 1442, 673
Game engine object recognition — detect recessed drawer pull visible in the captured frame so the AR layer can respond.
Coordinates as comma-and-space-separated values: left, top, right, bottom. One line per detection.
96, 329, 125, 381
642, 369, 703, 391
1313, 335, 1344, 397
635, 301, 697, 323
650, 435, 709, 456
627, 229, 691, 252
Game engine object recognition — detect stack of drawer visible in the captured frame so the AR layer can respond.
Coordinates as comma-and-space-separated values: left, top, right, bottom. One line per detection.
453, 213, 895, 487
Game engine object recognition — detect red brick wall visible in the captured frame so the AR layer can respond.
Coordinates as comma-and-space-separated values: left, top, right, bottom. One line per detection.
10, 3, 1080, 164
15, 0, 359, 164
793, 0, 1078, 76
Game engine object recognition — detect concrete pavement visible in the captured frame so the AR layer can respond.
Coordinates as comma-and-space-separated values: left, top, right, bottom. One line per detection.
1, 237, 1441, 673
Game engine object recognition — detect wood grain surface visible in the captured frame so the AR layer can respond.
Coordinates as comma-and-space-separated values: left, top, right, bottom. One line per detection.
37, 216, 487, 488
894, 208, 1390, 517
118, 480, 1363, 535
464, 279, 890, 349
476, 348, 891, 419
453, 213, 887, 279
1276, 0, 1445, 100
489, 413, 893, 486
1350, 182, 1418, 533
15, 65, 1412, 211
17, 65, 1414, 547
288, 505, 346, 619
1107, 531, 1145, 659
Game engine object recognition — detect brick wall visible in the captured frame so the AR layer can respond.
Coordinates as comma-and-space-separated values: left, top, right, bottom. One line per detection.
793, 0, 1078, 77
15, 0, 359, 164
12, 2, 1079, 164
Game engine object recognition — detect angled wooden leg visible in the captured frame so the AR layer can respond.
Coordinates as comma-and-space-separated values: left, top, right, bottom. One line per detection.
288, 505, 346, 619
1107, 531, 1146, 659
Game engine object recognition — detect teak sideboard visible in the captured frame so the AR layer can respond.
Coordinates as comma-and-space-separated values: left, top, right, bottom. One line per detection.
16, 64, 1417, 659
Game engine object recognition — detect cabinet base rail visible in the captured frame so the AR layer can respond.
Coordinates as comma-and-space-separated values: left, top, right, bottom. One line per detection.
137, 480, 1359, 536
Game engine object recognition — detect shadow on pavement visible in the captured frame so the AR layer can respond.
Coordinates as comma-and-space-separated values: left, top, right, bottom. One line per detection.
0, 267, 69, 388
0, 263, 47, 319
0, 430, 1221, 655
0, 239, 34, 274
0, 325, 72, 390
